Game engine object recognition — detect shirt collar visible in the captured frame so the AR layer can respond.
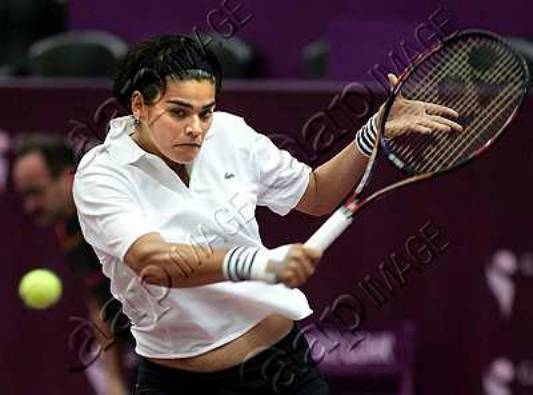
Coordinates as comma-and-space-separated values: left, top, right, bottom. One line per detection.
106, 115, 148, 165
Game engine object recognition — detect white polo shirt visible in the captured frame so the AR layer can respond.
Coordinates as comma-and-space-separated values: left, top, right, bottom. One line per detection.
72, 112, 313, 358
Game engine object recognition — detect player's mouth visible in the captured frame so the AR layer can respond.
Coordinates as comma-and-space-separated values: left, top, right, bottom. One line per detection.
174, 143, 201, 149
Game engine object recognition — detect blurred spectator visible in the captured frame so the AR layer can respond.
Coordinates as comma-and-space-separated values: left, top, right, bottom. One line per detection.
12, 133, 135, 395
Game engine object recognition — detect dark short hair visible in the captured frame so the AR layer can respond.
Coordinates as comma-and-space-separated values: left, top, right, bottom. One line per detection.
13, 133, 74, 178
113, 34, 222, 111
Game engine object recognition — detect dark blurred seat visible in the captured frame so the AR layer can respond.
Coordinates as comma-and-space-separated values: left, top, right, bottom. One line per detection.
302, 40, 330, 79
26, 31, 128, 78
193, 34, 257, 79
0, 0, 67, 76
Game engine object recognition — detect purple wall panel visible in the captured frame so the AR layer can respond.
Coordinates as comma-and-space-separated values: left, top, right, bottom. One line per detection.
1, 79, 532, 394
69, 0, 532, 78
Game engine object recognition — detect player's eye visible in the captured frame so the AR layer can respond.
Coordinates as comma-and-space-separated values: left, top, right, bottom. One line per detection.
200, 110, 213, 121
170, 109, 187, 119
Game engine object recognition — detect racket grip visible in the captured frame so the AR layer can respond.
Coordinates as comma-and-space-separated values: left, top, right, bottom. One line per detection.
304, 207, 353, 252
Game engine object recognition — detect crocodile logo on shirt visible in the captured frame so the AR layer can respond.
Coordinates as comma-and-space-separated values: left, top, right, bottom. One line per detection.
224, 172, 235, 179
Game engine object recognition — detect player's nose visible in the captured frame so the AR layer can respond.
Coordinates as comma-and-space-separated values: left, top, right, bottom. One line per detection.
185, 116, 203, 136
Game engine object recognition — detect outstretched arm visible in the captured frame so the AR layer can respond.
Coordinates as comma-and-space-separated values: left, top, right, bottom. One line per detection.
295, 139, 370, 216
295, 74, 461, 216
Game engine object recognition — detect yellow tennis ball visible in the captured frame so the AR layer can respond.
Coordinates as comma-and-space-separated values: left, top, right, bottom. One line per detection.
18, 269, 62, 310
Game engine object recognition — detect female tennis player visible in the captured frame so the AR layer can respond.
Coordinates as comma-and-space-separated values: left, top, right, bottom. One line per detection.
73, 35, 461, 394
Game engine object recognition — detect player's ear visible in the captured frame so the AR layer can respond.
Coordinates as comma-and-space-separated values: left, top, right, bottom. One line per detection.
131, 90, 145, 120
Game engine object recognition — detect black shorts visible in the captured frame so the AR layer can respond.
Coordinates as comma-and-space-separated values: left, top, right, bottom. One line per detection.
134, 325, 329, 394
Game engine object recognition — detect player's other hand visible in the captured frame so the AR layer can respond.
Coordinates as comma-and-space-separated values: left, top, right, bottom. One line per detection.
266, 243, 322, 288
379, 73, 463, 138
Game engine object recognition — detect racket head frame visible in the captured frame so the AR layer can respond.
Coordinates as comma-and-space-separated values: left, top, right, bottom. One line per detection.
379, 29, 531, 178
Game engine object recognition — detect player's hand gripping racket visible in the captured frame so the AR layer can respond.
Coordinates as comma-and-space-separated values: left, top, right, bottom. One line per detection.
305, 30, 530, 252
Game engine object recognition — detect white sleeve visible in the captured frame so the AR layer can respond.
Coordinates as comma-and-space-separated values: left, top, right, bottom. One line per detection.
248, 126, 312, 216
73, 167, 159, 262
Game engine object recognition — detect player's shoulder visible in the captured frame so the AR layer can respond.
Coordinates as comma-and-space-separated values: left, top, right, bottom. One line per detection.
212, 110, 245, 125
74, 142, 127, 190
75, 116, 134, 177
210, 110, 258, 145
76, 143, 112, 172
212, 111, 255, 134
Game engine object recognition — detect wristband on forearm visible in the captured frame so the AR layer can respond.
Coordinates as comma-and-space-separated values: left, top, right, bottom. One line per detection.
355, 114, 379, 157
222, 245, 291, 283
222, 246, 276, 283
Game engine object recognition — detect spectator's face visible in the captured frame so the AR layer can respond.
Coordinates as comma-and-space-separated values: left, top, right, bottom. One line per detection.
13, 152, 69, 226
134, 79, 216, 164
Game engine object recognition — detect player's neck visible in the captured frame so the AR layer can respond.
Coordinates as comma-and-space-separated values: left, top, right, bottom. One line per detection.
130, 131, 190, 187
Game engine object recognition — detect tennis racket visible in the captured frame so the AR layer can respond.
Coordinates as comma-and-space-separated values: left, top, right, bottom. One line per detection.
305, 29, 530, 252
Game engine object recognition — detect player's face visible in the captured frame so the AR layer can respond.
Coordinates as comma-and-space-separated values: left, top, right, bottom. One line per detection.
141, 79, 216, 164
13, 152, 67, 226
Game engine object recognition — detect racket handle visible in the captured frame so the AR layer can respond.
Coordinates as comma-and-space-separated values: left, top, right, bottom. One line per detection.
304, 207, 353, 252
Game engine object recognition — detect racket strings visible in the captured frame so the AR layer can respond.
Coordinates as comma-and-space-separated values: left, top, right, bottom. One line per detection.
416, 57, 521, 171
425, 58, 522, 171
385, 36, 526, 174
393, 43, 474, 129
404, 40, 475, 103
408, 41, 520, 170
388, 40, 483, 167
399, 39, 512, 165
460, 94, 519, 159
432, 76, 522, 170
425, 42, 521, 168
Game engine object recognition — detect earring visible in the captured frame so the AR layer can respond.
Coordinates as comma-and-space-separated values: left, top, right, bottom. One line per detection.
134, 117, 141, 127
